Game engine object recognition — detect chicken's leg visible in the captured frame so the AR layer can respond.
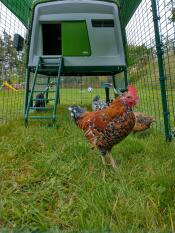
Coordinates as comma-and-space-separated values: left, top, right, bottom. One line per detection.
108, 152, 117, 170
101, 155, 106, 165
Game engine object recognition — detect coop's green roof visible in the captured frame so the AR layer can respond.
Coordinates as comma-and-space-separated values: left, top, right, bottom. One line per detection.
1, 0, 141, 27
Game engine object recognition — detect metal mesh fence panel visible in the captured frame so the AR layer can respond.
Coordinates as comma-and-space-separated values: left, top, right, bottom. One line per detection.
125, 0, 175, 138
28, 75, 115, 107
0, 2, 27, 124
0, 0, 143, 28
158, 0, 175, 137
60, 76, 115, 106
0, 0, 32, 27
0, 0, 174, 139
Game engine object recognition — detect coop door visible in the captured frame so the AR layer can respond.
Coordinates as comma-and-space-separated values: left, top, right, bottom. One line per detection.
42, 24, 61, 55
62, 21, 91, 56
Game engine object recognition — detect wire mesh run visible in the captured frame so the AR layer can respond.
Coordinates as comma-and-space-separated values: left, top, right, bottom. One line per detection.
0, 1, 27, 124
60, 76, 115, 106
158, 0, 175, 136
125, 0, 175, 137
28, 74, 116, 113
0, 0, 174, 140
23, 74, 116, 125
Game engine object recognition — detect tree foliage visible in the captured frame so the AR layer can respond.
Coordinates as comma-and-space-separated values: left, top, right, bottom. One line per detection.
126, 44, 154, 83
127, 44, 153, 67
171, 7, 175, 22
0, 31, 25, 84
168, 0, 175, 22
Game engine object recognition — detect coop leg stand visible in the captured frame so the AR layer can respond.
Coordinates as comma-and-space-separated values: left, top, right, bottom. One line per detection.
124, 68, 128, 89
105, 86, 110, 104
112, 75, 117, 98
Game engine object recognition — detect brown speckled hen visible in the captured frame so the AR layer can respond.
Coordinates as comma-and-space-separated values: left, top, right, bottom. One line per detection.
132, 112, 155, 133
68, 85, 139, 169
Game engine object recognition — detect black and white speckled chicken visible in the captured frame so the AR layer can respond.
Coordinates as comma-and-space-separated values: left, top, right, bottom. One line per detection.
92, 87, 111, 111
92, 95, 108, 111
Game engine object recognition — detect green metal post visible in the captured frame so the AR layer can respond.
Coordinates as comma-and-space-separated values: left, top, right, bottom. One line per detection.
46, 76, 50, 104
112, 75, 117, 98
119, 4, 129, 89
151, 0, 172, 141
80, 76, 83, 104
112, 75, 117, 90
24, 68, 30, 115
53, 57, 63, 125
124, 68, 128, 88
122, 29, 129, 89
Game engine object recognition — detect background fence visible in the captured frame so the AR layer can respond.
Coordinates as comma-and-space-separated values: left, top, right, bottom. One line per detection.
0, 0, 174, 139
0, 1, 26, 123
125, 0, 175, 139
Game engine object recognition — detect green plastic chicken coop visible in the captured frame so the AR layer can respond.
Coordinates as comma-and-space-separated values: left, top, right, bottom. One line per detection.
22, 0, 129, 125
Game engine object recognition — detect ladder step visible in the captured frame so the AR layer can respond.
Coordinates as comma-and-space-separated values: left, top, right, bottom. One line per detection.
28, 116, 53, 119
40, 55, 62, 59
38, 69, 59, 73
33, 90, 56, 93
35, 83, 56, 86
32, 98, 55, 101
25, 55, 62, 125
30, 107, 53, 110
40, 62, 61, 65
35, 83, 49, 86
34, 76, 51, 79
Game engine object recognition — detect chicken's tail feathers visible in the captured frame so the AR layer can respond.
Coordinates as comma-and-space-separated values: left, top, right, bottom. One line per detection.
68, 105, 86, 121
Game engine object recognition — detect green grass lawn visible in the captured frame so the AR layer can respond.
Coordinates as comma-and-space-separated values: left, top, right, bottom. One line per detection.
0, 106, 175, 232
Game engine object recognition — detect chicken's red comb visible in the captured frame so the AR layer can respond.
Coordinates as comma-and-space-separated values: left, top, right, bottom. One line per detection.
128, 85, 137, 95
128, 85, 139, 101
